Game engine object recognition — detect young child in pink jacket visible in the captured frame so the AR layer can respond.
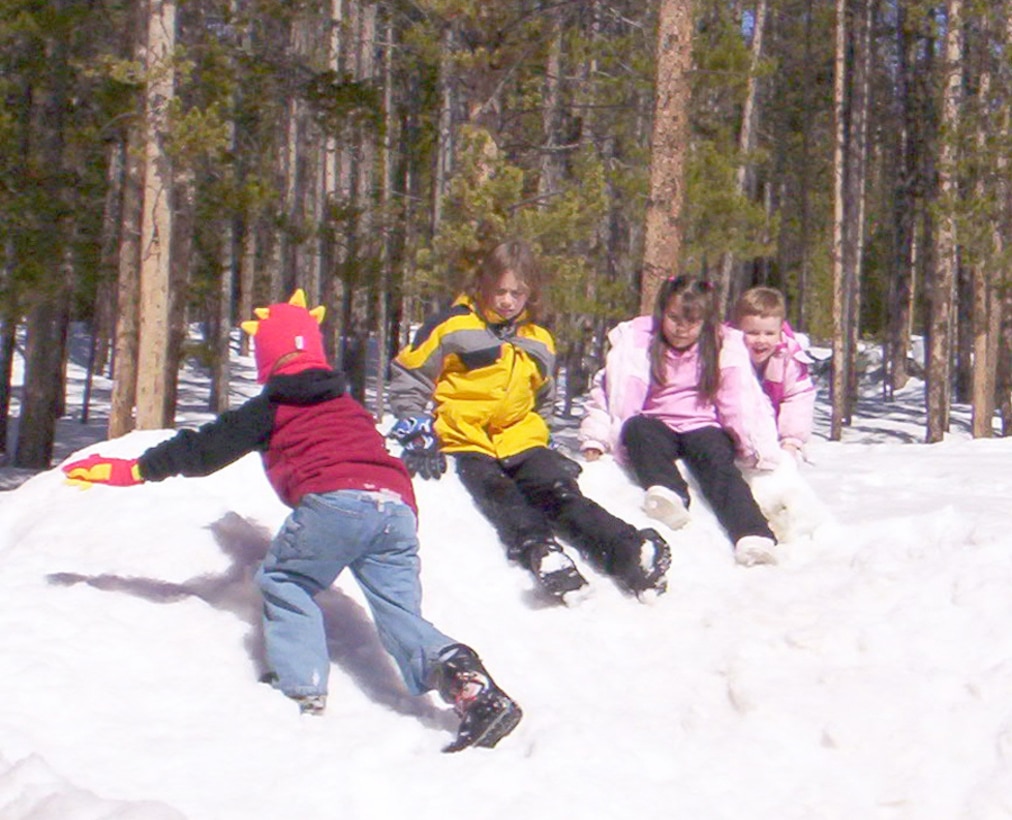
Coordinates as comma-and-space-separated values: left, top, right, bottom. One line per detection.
580, 275, 781, 566
731, 286, 816, 460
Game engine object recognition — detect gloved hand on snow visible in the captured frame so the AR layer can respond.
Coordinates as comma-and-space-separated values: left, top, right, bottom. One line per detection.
388, 416, 446, 480
62, 454, 144, 488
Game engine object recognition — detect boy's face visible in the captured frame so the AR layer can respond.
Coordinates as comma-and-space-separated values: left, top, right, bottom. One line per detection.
739, 314, 783, 366
483, 269, 529, 322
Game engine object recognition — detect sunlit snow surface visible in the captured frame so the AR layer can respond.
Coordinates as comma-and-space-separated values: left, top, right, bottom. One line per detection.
2, 335, 1012, 819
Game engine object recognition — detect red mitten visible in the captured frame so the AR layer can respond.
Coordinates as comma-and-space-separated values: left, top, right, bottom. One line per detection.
62, 454, 143, 487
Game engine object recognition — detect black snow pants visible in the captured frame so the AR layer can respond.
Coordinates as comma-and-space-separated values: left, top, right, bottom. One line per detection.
454, 446, 641, 575
620, 415, 774, 544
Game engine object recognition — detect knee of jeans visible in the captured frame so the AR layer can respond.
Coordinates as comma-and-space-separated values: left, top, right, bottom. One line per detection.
255, 563, 284, 594
256, 562, 315, 597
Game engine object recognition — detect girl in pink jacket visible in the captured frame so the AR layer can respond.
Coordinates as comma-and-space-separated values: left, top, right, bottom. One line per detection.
579, 276, 781, 566
731, 286, 816, 460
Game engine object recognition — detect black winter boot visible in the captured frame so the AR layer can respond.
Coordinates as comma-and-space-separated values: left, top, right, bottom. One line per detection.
521, 538, 589, 601
432, 644, 522, 752
613, 528, 672, 598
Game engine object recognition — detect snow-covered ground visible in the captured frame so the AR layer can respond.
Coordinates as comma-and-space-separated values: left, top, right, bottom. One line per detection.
1, 332, 1011, 819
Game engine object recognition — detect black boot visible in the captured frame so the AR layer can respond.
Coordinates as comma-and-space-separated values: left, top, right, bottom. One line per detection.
520, 537, 589, 601
432, 644, 522, 753
613, 528, 672, 598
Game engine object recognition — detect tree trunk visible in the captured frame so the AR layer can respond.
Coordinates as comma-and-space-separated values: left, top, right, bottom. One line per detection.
972, 10, 1010, 437
998, 289, 1012, 436
162, 166, 193, 425
954, 264, 973, 404
210, 215, 236, 414
885, 0, 917, 398
135, 0, 177, 430
926, 0, 962, 443
539, 7, 565, 205
641, 0, 695, 313
0, 244, 18, 459
107, 0, 147, 437
15, 295, 70, 468
796, 0, 816, 332
373, 10, 394, 421
996, 2, 1012, 437
432, 24, 455, 237
238, 220, 256, 357
717, 0, 767, 317
970, 260, 995, 437
317, 0, 343, 327
280, 14, 307, 297
843, 0, 872, 422
829, 0, 849, 440
109, 122, 145, 438
94, 139, 125, 378
0, 317, 14, 461
14, 0, 72, 467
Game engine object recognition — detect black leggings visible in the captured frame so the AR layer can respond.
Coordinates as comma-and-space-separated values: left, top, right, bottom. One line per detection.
454, 447, 641, 574
620, 415, 774, 544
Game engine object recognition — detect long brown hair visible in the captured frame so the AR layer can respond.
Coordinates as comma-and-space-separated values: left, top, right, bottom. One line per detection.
468, 239, 544, 322
649, 275, 722, 402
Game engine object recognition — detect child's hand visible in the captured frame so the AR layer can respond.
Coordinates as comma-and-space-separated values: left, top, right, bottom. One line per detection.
388, 416, 446, 480
62, 454, 143, 487
388, 416, 436, 448
403, 448, 446, 480
582, 448, 603, 462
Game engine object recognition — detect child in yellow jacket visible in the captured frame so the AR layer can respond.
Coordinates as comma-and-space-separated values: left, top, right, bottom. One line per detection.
388, 239, 670, 602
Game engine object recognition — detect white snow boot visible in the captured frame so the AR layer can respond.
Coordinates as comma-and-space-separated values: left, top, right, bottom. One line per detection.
643, 485, 690, 531
734, 535, 777, 567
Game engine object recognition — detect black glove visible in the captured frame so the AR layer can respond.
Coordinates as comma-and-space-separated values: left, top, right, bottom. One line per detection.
402, 447, 447, 481
388, 416, 447, 481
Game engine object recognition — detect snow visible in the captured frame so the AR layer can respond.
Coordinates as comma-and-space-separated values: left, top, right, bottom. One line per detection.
2, 333, 1012, 819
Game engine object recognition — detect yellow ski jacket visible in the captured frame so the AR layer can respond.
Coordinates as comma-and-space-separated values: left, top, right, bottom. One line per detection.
389, 295, 557, 459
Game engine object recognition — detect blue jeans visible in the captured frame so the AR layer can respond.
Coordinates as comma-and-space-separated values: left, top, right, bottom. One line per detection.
255, 490, 454, 698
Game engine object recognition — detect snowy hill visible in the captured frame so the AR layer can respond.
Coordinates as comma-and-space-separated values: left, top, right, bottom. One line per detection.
2, 338, 1012, 818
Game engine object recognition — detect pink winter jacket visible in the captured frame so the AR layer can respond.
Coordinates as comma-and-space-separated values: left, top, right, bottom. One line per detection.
579, 316, 781, 469
757, 324, 816, 450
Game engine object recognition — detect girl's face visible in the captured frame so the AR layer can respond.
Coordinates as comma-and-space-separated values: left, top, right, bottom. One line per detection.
661, 295, 704, 351
483, 269, 529, 322
739, 314, 783, 366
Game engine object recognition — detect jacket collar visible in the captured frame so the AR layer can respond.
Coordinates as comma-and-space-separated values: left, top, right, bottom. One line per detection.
457, 293, 529, 338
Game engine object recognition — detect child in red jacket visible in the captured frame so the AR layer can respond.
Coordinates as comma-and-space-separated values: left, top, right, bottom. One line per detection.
62, 290, 520, 752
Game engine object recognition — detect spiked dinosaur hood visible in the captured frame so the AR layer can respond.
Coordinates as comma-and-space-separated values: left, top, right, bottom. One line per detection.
241, 290, 329, 384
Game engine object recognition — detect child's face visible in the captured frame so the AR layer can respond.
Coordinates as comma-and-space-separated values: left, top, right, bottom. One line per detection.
484, 269, 529, 322
739, 314, 783, 366
661, 296, 703, 351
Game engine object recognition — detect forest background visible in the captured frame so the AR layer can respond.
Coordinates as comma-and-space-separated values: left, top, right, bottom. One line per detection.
2, 0, 1010, 471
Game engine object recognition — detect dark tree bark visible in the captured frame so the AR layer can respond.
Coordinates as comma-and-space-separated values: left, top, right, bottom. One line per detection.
641, 0, 695, 313
926, 0, 962, 443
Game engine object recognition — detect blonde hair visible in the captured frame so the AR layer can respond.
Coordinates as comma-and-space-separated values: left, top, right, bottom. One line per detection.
732, 286, 786, 325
